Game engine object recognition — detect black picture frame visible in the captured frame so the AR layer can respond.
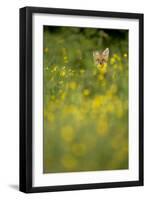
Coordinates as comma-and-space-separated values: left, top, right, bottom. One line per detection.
19, 6, 144, 193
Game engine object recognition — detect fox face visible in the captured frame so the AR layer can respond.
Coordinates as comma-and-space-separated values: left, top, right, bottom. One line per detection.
93, 48, 109, 68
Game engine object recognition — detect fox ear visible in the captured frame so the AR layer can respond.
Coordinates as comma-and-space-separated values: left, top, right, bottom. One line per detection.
102, 48, 109, 59
103, 48, 109, 56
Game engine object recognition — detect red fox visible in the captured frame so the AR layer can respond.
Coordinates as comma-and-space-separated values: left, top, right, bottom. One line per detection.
93, 48, 109, 68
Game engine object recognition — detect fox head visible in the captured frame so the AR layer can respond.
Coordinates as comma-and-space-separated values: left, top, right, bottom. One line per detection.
93, 48, 109, 67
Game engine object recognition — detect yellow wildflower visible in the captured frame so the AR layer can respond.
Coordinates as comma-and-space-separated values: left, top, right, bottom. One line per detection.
60, 92, 66, 100
64, 56, 68, 63
61, 126, 74, 142
92, 95, 103, 109
110, 57, 115, 65
44, 47, 49, 53
60, 71, 66, 77
97, 63, 107, 74
53, 66, 57, 71
124, 53, 127, 58
61, 155, 77, 170
69, 81, 77, 90
83, 89, 90, 96
80, 69, 85, 74
64, 56, 68, 60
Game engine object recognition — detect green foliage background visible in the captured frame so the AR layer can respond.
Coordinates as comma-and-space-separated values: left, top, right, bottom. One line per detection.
43, 26, 128, 173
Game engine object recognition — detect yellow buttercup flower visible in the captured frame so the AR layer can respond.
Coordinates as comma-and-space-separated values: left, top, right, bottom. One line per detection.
110, 57, 115, 65
60, 92, 66, 100
64, 56, 68, 63
83, 89, 90, 96
92, 95, 103, 110
60, 71, 66, 77
53, 66, 57, 71
64, 56, 68, 60
124, 53, 127, 58
61, 155, 77, 170
44, 47, 49, 53
61, 126, 74, 142
97, 63, 107, 74
80, 69, 85, 74
113, 53, 121, 61
69, 81, 77, 90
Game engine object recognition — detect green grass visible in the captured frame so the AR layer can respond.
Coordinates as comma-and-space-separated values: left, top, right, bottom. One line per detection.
43, 26, 128, 173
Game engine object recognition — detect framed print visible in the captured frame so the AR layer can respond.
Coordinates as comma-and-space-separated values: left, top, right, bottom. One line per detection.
19, 7, 144, 193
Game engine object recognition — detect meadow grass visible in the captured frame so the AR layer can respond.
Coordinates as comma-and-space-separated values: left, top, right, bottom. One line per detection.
43, 27, 128, 173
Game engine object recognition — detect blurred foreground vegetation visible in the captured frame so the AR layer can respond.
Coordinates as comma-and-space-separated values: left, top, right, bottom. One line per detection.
43, 26, 128, 173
